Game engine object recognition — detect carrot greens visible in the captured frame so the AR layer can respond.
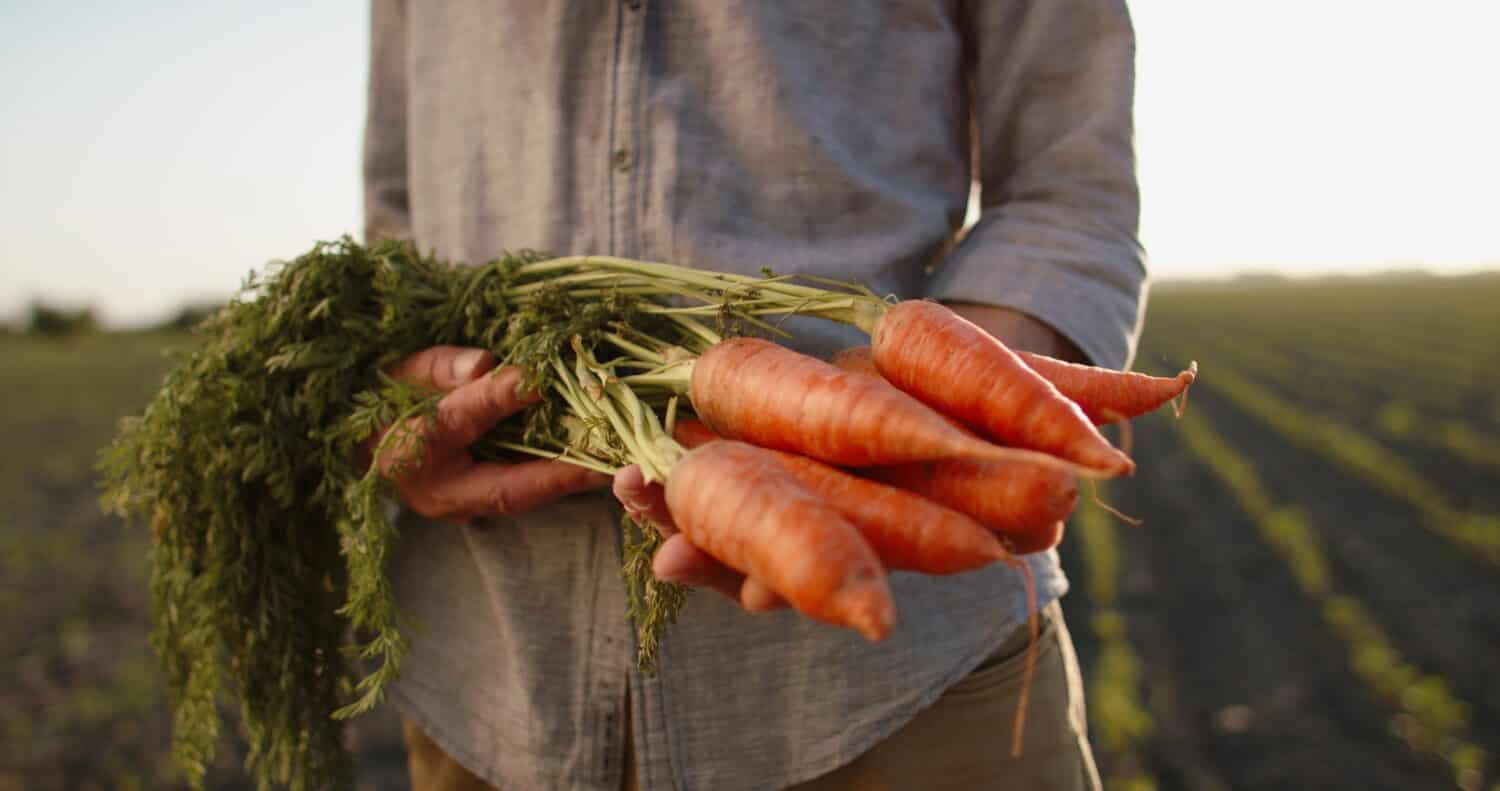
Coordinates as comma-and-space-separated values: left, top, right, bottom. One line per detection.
99, 238, 884, 791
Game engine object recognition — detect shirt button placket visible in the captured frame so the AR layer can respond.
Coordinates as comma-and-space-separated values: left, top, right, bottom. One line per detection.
607, 0, 645, 260
604, 5, 648, 788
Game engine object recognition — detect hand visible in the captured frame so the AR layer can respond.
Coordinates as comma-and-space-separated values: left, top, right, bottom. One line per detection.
613, 465, 788, 611
367, 345, 611, 523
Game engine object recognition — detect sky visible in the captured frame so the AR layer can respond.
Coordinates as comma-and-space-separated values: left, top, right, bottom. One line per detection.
2, 2, 1497, 326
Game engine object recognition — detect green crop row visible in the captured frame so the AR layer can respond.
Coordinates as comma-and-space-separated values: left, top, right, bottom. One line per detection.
1074, 497, 1158, 790
1172, 410, 1491, 790
1146, 327, 1364, 411
1147, 282, 1500, 406
1148, 313, 1481, 416
1149, 325, 1500, 473
1150, 276, 1500, 372
1159, 363, 1500, 566
1377, 401, 1500, 472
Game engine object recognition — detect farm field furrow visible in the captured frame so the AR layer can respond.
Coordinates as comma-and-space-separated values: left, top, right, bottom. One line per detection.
1148, 282, 1500, 404
1100, 420, 1437, 790
1164, 408, 1492, 789
1374, 402, 1500, 474
1151, 275, 1500, 366
1163, 387, 1500, 735
1278, 396, 1498, 516
1062, 504, 1234, 791
1147, 313, 1492, 423
1143, 334, 1500, 511
1145, 318, 1453, 417
1146, 375, 1500, 715
1146, 301, 1480, 381
1243, 314, 1488, 390
1143, 360, 1500, 566
1204, 338, 1500, 480
1063, 497, 1158, 790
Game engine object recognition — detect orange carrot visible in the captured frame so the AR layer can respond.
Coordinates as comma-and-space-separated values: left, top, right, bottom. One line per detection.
675, 420, 1012, 574
837, 344, 1195, 426
664, 440, 895, 640
690, 337, 1066, 470
1017, 352, 1197, 425
829, 347, 1079, 552
864, 459, 1078, 555
869, 301, 1134, 475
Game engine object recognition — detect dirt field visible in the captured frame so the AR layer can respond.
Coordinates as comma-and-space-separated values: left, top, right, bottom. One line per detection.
3, 272, 1496, 789
1063, 273, 1500, 791
0, 332, 405, 790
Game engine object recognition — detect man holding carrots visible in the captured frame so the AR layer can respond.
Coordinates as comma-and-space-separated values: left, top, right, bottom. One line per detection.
364, 1, 1143, 789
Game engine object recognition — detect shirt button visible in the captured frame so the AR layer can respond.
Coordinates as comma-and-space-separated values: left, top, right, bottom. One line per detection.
612, 147, 632, 171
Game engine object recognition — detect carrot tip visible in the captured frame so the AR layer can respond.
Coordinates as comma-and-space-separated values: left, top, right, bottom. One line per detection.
1171, 361, 1198, 418
842, 589, 896, 642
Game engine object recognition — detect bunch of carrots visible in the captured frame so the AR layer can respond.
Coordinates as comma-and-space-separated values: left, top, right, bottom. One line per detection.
102, 239, 1195, 788
619, 300, 1196, 642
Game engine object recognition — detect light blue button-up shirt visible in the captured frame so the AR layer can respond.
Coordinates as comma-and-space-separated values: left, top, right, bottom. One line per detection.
366, 1, 1145, 788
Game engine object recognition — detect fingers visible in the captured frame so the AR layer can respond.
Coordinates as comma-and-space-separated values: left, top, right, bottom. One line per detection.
739, 579, 788, 612
380, 349, 798, 618
613, 465, 677, 533
651, 535, 790, 612
387, 345, 498, 391
618, 468, 782, 610
371, 358, 538, 480
370, 366, 537, 477
419, 458, 611, 522
652, 535, 746, 600
430, 366, 541, 449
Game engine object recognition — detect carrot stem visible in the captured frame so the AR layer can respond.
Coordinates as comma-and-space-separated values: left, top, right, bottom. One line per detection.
664, 395, 680, 438
666, 314, 723, 347
488, 441, 619, 475
1088, 479, 1144, 526
620, 362, 695, 392
1011, 561, 1038, 758
571, 338, 684, 481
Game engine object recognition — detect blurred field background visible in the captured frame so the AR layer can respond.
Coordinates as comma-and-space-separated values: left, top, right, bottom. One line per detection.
0, 323, 409, 790
4, 271, 1496, 790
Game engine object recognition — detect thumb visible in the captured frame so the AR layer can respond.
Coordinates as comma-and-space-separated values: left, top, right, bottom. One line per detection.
652, 535, 745, 601
613, 465, 677, 533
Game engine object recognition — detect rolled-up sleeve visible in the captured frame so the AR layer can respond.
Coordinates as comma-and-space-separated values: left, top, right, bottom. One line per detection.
363, 0, 412, 244
927, 0, 1147, 371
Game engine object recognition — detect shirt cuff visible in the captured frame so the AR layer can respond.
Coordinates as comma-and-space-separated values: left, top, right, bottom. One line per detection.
922, 213, 1147, 372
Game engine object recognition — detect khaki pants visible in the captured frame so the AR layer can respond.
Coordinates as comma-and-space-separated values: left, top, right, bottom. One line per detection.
404, 602, 1100, 791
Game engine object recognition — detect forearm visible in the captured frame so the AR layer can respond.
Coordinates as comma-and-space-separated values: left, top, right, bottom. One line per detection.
940, 302, 1086, 363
